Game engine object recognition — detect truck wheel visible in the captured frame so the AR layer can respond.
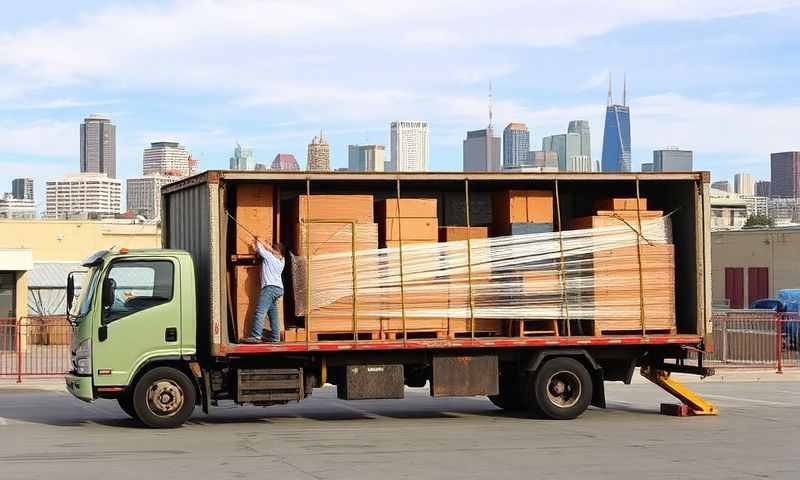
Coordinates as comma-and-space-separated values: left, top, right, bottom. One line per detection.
488, 367, 526, 410
528, 357, 592, 420
117, 392, 137, 419
132, 367, 196, 428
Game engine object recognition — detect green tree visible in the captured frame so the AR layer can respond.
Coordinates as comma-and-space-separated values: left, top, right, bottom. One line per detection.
744, 214, 774, 228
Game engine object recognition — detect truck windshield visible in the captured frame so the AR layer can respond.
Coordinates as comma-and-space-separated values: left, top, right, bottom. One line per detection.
72, 267, 100, 322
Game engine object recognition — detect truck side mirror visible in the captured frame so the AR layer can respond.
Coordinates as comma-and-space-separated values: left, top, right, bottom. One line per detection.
102, 278, 116, 310
66, 274, 75, 314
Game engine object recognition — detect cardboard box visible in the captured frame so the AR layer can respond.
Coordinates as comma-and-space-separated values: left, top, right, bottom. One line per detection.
234, 184, 273, 255
376, 198, 438, 219
594, 197, 648, 211
438, 226, 489, 242
296, 194, 374, 223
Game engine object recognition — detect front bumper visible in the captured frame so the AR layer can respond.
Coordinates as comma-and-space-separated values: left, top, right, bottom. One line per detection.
65, 372, 94, 402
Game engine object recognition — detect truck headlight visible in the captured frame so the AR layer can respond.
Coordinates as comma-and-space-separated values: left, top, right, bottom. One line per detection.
74, 339, 91, 375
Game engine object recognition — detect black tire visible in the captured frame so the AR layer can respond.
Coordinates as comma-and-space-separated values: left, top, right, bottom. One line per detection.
488, 367, 526, 410
528, 357, 592, 420
132, 367, 196, 428
117, 392, 137, 419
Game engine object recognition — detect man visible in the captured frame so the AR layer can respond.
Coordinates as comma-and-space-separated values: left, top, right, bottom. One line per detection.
241, 237, 285, 343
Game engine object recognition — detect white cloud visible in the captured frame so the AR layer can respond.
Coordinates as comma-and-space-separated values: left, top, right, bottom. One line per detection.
0, 120, 74, 157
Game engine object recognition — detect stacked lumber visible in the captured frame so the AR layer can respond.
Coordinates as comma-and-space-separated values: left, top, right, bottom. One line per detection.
376, 198, 438, 247
234, 184, 274, 254
570, 198, 676, 334
438, 226, 489, 242
492, 190, 554, 236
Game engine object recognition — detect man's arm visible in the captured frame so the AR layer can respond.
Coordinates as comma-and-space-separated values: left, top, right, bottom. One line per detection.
255, 238, 283, 260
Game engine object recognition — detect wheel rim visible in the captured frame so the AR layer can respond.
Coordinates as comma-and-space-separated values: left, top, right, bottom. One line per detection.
146, 379, 184, 417
546, 370, 582, 408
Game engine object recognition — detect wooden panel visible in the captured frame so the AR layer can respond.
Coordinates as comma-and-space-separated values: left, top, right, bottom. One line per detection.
235, 184, 273, 255
294, 223, 379, 256
725, 267, 744, 309
492, 190, 554, 235
384, 240, 438, 248
376, 198, 438, 219
381, 218, 438, 242
569, 212, 662, 230
594, 197, 648, 211
438, 226, 489, 242
296, 194, 374, 223
747, 267, 768, 305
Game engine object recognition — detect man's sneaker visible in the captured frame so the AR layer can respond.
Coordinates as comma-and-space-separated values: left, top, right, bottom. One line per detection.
240, 337, 261, 344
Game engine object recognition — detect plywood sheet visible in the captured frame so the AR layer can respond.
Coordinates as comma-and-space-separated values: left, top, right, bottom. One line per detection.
235, 184, 273, 255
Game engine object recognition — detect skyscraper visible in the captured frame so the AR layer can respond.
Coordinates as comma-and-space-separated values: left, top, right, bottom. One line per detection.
567, 120, 591, 159
348, 145, 385, 172
390, 121, 429, 171
711, 180, 731, 193
126, 174, 179, 219
733, 173, 754, 196
46, 173, 121, 219
307, 131, 330, 171
80, 114, 116, 178
543, 132, 581, 171
11, 178, 33, 200
755, 180, 771, 197
463, 128, 501, 171
652, 149, 693, 171
600, 76, 631, 172
230, 143, 256, 171
271, 153, 300, 171
143, 142, 191, 176
502, 123, 529, 169
770, 152, 800, 198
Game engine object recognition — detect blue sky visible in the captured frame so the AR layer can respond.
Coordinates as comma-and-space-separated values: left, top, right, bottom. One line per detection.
2, 0, 800, 209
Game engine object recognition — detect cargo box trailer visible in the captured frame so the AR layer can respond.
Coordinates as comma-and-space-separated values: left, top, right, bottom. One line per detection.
64, 171, 717, 427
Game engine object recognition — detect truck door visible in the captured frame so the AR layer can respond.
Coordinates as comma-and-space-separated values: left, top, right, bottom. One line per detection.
93, 257, 182, 387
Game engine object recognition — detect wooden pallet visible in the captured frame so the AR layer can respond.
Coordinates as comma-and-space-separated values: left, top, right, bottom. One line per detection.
282, 328, 382, 342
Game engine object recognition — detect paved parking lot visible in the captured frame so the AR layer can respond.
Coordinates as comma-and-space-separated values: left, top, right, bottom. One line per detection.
0, 379, 798, 480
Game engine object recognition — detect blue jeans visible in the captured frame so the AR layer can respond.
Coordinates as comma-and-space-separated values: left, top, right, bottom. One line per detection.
251, 285, 283, 341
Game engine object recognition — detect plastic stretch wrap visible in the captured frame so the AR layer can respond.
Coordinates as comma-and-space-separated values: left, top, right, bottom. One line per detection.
291, 216, 675, 332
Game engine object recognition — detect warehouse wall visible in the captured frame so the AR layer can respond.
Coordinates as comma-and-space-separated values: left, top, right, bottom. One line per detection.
0, 220, 160, 262
711, 227, 800, 305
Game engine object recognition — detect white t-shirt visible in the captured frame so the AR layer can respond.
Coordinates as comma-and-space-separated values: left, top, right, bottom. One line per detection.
256, 241, 285, 288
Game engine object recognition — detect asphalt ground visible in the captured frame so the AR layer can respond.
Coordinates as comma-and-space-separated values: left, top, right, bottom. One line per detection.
0, 376, 798, 480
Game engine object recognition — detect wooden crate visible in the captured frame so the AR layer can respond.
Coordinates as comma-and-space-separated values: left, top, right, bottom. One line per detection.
492, 190, 554, 235
234, 184, 273, 255
376, 198, 438, 219
594, 197, 648, 211
295, 194, 374, 223
438, 226, 489, 242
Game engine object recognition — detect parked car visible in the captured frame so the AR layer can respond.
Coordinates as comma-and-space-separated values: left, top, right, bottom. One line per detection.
751, 291, 799, 351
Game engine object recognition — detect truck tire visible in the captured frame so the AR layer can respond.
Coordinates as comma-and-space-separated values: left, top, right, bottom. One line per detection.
488, 367, 526, 410
117, 392, 137, 420
528, 357, 592, 420
132, 367, 196, 428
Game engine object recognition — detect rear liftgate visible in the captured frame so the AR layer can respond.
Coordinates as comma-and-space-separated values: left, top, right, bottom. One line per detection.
640, 365, 718, 416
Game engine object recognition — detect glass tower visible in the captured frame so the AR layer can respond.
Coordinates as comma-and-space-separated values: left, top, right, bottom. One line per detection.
601, 105, 631, 172
502, 123, 530, 169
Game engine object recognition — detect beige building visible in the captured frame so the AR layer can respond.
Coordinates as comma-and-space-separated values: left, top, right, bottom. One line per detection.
306, 132, 330, 171
0, 220, 161, 321
711, 227, 800, 308
710, 187, 747, 230
143, 141, 191, 176
45, 172, 122, 219
126, 174, 180, 219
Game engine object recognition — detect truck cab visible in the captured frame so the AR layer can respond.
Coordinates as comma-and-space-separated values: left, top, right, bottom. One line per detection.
65, 248, 199, 427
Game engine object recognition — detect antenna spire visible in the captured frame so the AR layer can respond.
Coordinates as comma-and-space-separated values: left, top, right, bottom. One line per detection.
607, 72, 612, 106
488, 82, 494, 129
623, 73, 627, 106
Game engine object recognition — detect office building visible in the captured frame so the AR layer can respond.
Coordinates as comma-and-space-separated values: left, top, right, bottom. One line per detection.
126, 174, 179, 219
463, 127, 501, 171
734, 173, 754, 196
600, 76, 631, 172
653, 149, 693, 171
0, 194, 36, 219
567, 120, 591, 159
11, 178, 33, 200
529, 151, 559, 171
80, 114, 116, 178
307, 131, 330, 171
641, 162, 654, 172
740, 195, 769, 218
543, 132, 582, 171
770, 152, 800, 198
709, 188, 748, 230
711, 180, 731, 193
45, 173, 121, 219
230, 143, 256, 171
770, 198, 800, 223
566, 155, 592, 172
143, 142, 192, 176
271, 153, 300, 171
502, 123, 530, 169
348, 144, 386, 172
390, 121, 429, 171
755, 180, 771, 197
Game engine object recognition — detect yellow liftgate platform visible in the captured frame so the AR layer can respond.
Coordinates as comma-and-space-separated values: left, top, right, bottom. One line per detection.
640, 366, 718, 416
